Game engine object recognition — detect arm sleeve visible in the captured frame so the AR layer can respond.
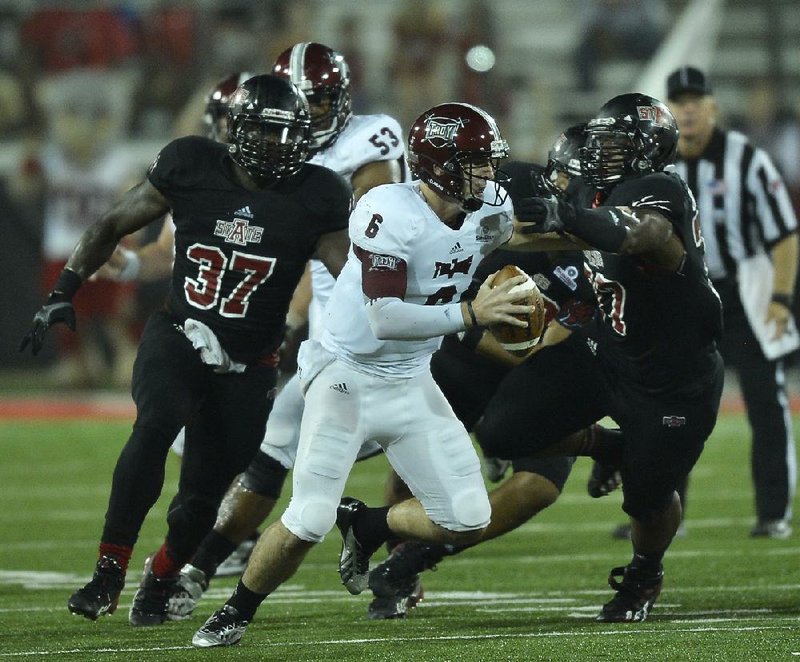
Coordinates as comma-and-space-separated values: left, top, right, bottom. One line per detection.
746, 147, 799, 246
366, 297, 465, 340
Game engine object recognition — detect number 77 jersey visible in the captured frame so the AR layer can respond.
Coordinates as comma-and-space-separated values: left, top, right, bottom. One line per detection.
321, 180, 514, 377
147, 136, 352, 364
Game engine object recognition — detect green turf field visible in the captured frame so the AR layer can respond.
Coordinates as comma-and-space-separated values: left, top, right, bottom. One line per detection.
1, 414, 798, 661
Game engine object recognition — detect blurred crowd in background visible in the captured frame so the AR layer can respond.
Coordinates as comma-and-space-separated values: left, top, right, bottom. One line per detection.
2, 0, 799, 388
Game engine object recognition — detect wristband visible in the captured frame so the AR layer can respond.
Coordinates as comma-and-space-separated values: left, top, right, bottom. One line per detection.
48, 268, 82, 303
466, 299, 478, 327
117, 248, 142, 282
771, 293, 793, 308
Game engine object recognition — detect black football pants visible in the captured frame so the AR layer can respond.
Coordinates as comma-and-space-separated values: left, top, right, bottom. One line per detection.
101, 311, 276, 563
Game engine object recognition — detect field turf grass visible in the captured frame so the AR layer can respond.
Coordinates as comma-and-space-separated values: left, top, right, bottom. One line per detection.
1, 413, 799, 661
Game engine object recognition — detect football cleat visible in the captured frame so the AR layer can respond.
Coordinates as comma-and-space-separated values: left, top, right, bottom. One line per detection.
128, 555, 179, 626
368, 577, 424, 620
67, 555, 125, 620
367, 542, 442, 619
596, 564, 663, 622
750, 518, 792, 539
587, 460, 622, 498
336, 497, 372, 595
215, 536, 257, 577
192, 605, 249, 648
167, 564, 209, 621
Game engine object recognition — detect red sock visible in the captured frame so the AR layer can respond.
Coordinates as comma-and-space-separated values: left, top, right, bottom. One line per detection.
98, 543, 133, 572
150, 541, 181, 578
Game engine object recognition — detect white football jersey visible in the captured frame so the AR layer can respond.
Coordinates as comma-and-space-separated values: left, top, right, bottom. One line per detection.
321, 181, 514, 377
306, 114, 409, 339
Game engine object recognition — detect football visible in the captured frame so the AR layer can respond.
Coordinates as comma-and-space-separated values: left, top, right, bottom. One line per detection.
489, 264, 546, 356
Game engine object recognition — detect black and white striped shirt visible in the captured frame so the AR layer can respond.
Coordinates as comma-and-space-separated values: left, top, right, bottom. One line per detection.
671, 127, 797, 281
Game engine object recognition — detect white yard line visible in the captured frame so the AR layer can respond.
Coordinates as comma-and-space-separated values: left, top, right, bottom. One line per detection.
0, 625, 796, 657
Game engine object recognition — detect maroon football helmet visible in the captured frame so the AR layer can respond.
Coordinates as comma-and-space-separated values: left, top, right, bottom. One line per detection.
408, 102, 509, 211
272, 42, 352, 152
204, 71, 254, 141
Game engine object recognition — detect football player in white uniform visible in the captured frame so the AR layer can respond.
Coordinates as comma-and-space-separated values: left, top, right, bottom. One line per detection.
192, 101, 534, 648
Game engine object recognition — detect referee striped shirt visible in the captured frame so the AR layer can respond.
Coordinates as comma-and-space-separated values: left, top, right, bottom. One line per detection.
671, 126, 798, 281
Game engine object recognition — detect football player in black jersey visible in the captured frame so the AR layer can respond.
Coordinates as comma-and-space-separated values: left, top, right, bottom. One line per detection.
20, 74, 353, 626
506, 93, 724, 622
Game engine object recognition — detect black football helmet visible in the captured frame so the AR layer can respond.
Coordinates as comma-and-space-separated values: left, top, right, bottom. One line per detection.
204, 71, 254, 141
581, 93, 678, 190
272, 42, 352, 152
544, 123, 585, 195
407, 102, 510, 211
227, 74, 312, 182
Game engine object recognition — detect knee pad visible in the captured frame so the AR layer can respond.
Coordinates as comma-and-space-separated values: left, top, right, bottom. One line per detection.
240, 451, 290, 499
449, 488, 491, 531
282, 498, 337, 543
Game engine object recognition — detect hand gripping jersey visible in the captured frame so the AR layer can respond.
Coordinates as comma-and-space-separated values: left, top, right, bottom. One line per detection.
307, 113, 409, 337
583, 171, 723, 393
322, 181, 514, 377
147, 136, 351, 363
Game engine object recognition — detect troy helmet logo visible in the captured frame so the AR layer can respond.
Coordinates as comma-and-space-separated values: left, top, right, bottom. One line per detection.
422, 116, 467, 147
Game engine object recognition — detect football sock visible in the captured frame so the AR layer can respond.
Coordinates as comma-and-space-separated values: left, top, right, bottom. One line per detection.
628, 551, 664, 578
151, 541, 182, 578
191, 530, 239, 580
227, 580, 268, 621
353, 505, 392, 555
98, 542, 132, 572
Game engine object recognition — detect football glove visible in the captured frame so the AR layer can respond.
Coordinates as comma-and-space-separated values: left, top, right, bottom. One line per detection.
19, 300, 76, 355
515, 196, 577, 235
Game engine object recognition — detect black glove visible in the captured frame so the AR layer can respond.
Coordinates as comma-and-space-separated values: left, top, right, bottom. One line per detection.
19, 298, 76, 355
515, 196, 577, 235
529, 171, 554, 199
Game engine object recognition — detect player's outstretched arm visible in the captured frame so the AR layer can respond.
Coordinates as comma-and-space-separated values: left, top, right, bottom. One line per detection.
20, 179, 170, 355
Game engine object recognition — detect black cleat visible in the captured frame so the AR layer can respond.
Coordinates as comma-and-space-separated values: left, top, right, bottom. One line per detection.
336, 497, 372, 595
367, 542, 443, 619
596, 565, 663, 622
192, 605, 249, 648
128, 555, 179, 626
67, 555, 125, 620
587, 460, 622, 498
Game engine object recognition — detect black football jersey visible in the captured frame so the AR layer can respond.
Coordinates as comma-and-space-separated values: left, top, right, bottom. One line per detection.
584, 171, 722, 393
147, 136, 351, 363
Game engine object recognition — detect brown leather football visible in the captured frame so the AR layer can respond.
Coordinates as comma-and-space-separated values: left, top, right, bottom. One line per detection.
489, 264, 546, 356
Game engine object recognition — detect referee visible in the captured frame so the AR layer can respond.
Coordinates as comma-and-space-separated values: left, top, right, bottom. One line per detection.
668, 66, 799, 539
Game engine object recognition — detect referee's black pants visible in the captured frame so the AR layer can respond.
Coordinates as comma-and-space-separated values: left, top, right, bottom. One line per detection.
717, 283, 796, 522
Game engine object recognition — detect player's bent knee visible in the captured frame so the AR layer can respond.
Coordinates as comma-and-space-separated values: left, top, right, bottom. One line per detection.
282, 499, 337, 543
511, 472, 561, 510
